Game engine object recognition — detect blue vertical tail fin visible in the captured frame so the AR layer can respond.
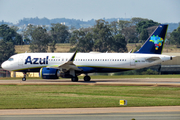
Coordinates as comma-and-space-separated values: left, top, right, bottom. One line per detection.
135, 24, 168, 54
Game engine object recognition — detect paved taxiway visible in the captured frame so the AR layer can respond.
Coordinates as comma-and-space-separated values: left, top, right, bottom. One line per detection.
0, 78, 180, 87
1, 112, 180, 120
0, 107, 180, 120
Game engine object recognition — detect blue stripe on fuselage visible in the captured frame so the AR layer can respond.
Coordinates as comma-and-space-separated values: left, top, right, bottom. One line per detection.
77, 66, 133, 73
13, 66, 133, 73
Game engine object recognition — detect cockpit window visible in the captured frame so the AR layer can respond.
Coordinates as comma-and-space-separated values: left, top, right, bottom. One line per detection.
8, 58, 14, 61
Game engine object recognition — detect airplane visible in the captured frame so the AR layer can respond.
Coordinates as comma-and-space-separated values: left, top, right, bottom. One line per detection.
1, 24, 172, 82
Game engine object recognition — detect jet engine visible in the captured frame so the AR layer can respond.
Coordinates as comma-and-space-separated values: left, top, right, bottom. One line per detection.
40, 68, 73, 79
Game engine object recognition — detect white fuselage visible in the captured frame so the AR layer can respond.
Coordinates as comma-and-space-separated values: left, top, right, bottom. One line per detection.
1, 52, 172, 73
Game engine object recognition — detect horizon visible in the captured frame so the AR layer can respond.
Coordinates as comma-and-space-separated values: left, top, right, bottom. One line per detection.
0, 0, 180, 24
1, 17, 179, 25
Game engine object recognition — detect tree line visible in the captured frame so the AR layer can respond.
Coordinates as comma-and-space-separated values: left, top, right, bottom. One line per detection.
0, 17, 180, 66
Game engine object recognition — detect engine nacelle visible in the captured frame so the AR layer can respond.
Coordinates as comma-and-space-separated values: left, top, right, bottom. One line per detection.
40, 67, 73, 79
40, 68, 59, 79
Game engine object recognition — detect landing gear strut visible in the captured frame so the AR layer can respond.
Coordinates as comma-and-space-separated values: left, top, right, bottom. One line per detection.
22, 72, 26, 81
84, 75, 91, 82
71, 76, 78, 82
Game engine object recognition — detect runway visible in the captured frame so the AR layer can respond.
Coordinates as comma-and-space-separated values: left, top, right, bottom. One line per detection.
0, 78, 180, 87
0, 106, 180, 120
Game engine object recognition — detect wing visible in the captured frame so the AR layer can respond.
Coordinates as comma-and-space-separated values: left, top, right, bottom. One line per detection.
58, 50, 81, 71
47, 50, 81, 71
128, 49, 134, 53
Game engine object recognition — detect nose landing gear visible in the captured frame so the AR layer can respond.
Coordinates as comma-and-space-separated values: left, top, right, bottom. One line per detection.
22, 72, 26, 81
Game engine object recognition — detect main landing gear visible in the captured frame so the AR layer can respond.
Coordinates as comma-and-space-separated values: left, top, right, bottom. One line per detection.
71, 75, 91, 82
71, 76, 78, 82
22, 72, 26, 81
84, 75, 91, 82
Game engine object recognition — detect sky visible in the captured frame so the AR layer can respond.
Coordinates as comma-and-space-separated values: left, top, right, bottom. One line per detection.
0, 0, 180, 24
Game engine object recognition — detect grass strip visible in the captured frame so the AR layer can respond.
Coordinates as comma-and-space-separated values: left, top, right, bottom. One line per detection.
0, 85, 179, 109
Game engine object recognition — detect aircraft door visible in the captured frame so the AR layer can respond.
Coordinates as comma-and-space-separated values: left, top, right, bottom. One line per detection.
18, 55, 24, 67
130, 55, 136, 66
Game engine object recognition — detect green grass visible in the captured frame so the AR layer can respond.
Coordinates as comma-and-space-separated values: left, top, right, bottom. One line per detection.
0, 85, 179, 109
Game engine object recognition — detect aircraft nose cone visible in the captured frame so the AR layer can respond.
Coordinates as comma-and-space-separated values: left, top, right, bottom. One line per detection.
1, 62, 4, 69
1, 62, 7, 70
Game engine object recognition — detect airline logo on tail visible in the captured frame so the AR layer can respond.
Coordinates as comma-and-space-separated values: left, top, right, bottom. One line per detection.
149, 35, 163, 50
135, 24, 168, 54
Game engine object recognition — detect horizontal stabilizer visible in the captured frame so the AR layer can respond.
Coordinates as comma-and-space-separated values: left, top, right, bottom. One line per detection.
145, 57, 160, 62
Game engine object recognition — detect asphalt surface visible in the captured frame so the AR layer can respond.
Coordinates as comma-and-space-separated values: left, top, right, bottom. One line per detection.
0, 78, 180, 87
1, 112, 180, 120
0, 107, 180, 120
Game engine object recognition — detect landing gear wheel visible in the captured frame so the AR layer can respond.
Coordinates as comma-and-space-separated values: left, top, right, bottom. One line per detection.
84, 75, 91, 82
71, 76, 78, 82
22, 77, 26, 81
22, 72, 27, 81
